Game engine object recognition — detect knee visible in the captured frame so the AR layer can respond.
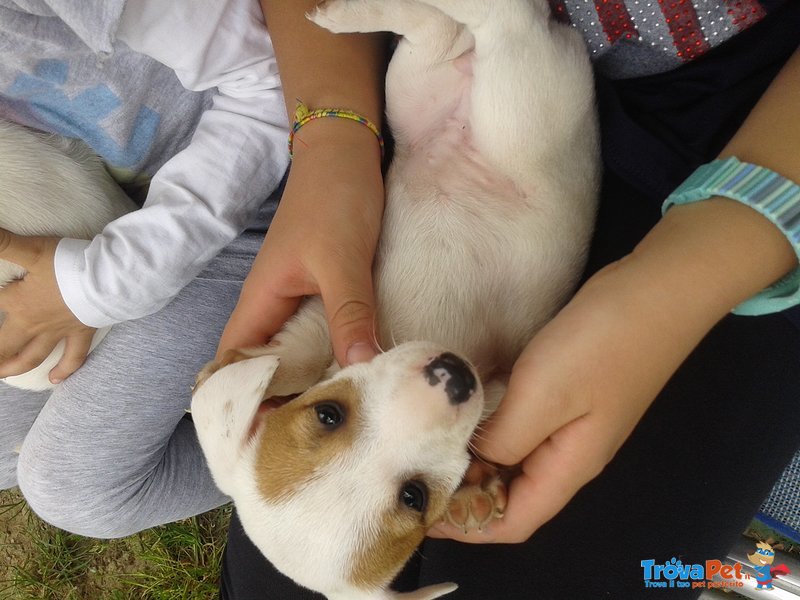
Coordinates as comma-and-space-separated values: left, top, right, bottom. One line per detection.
16, 443, 140, 539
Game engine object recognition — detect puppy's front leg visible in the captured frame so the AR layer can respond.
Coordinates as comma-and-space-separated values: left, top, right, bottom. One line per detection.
417, 0, 598, 185
257, 296, 335, 396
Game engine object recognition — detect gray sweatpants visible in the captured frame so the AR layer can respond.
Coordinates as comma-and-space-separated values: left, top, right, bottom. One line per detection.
0, 202, 274, 539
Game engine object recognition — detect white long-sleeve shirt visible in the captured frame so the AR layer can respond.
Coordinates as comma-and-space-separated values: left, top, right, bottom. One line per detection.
0, 0, 288, 327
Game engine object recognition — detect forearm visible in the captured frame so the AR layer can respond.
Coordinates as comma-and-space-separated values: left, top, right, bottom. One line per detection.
720, 46, 800, 181
56, 0, 290, 327
617, 46, 800, 326
260, 0, 388, 123
56, 92, 288, 327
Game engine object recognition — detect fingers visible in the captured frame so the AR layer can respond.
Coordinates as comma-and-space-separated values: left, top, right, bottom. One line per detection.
483, 418, 603, 543
49, 331, 94, 383
0, 239, 97, 382
217, 260, 379, 367
318, 261, 378, 366
432, 416, 604, 545
0, 327, 58, 378
0, 315, 93, 381
217, 290, 300, 357
472, 350, 588, 467
0, 331, 94, 383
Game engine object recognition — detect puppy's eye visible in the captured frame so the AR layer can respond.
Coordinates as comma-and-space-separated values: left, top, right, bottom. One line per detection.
400, 480, 428, 513
314, 403, 344, 429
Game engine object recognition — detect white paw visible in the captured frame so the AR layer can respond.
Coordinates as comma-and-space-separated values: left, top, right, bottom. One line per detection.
307, 0, 351, 34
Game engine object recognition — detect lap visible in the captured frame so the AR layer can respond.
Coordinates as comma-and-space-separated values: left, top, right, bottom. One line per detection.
220, 310, 800, 599
12, 230, 266, 534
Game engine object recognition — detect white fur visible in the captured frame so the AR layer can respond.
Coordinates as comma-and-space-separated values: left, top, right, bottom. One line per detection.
0, 120, 136, 390
192, 0, 600, 598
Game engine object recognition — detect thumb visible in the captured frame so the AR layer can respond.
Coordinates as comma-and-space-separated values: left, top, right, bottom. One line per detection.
319, 264, 378, 367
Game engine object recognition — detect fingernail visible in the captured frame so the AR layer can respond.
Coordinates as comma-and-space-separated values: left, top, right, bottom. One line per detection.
346, 342, 376, 365
49, 377, 62, 384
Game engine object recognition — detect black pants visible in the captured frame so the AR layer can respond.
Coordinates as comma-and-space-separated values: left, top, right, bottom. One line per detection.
219, 6, 800, 599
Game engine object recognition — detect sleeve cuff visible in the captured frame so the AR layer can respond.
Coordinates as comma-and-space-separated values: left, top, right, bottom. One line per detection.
54, 237, 120, 328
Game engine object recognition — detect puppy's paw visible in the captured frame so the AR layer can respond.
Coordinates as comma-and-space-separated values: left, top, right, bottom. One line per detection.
307, 0, 346, 32
308, 0, 376, 34
445, 474, 507, 533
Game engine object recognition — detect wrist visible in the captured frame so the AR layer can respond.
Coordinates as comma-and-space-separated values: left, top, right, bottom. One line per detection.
598, 197, 797, 333
288, 116, 384, 165
289, 102, 384, 160
662, 157, 800, 315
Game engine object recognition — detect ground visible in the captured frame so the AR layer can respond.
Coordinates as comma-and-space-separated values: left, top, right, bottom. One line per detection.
0, 489, 229, 600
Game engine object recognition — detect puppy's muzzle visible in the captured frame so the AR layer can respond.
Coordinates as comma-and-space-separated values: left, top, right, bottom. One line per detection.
424, 352, 476, 405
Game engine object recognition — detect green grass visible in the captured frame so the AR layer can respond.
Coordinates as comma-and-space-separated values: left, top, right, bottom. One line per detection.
745, 519, 800, 556
0, 489, 230, 600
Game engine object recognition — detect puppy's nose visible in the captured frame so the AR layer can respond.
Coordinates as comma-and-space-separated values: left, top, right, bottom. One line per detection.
424, 353, 477, 405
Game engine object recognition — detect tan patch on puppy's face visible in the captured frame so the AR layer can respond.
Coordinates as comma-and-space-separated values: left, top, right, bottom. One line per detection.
349, 477, 452, 589
253, 378, 362, 502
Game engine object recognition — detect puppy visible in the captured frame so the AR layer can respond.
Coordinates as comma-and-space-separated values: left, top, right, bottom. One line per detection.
192, 0, 599, 598
0, 120, 135, 390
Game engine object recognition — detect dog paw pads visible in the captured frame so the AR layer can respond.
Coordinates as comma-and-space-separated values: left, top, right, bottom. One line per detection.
445, 476, 506, 532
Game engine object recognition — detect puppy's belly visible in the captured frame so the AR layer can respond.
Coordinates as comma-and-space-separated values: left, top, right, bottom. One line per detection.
376, 119, 581, 373
376, 173, 547, 374
396, 118, 524, 208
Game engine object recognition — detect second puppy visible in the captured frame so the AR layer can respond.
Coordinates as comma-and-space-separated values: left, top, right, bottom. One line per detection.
0, 121, 135, 391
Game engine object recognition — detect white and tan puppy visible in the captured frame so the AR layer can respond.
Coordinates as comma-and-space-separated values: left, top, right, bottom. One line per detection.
0, 120, 135, 390
192, 0, 599, 598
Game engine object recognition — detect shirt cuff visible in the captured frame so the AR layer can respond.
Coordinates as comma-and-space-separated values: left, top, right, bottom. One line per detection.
54, 237, 119, 328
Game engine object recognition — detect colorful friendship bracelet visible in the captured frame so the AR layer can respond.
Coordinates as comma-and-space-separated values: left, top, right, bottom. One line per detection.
663, 156, 800, 316
288, 101, 385, 159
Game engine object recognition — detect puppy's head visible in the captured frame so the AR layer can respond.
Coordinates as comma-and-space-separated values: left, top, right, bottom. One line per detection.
191, 342, 484, 599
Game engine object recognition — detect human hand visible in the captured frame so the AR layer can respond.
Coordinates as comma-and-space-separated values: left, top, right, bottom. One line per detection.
218, 118, 384, 365
430, 198, 797, 544
428, 266, 703, 542
0, 230, 97, 384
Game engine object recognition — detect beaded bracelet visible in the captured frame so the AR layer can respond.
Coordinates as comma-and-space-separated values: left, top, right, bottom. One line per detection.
663, 156, 800, 316
288, 101, 384, 159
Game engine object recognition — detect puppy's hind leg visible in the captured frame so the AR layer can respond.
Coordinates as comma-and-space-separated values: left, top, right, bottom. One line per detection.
309, 0, 473, 144
417, 0, 598, 180
310, 0, 459, 47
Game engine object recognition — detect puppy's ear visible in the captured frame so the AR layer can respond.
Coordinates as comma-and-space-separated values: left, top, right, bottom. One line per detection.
193, 348, 257, 392
190, 353, 280, 495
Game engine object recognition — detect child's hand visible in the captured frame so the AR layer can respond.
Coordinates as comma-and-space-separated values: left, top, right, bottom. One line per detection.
430, 198, 796, 544
0, 230, 97, 384
431, 264, 711, 543
218, 118, 384, 366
